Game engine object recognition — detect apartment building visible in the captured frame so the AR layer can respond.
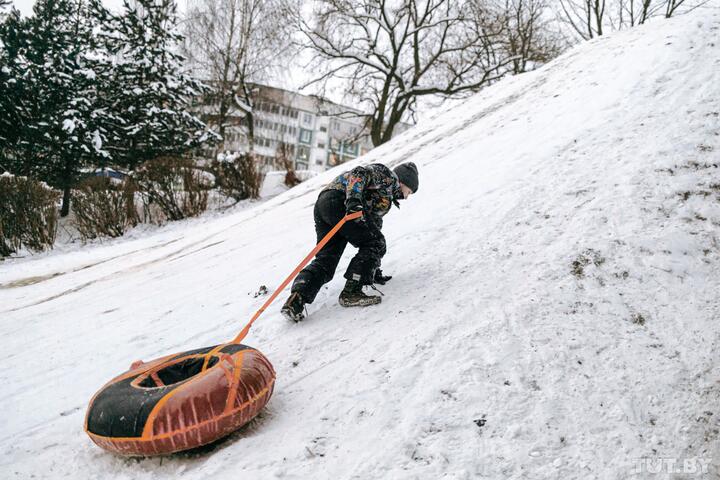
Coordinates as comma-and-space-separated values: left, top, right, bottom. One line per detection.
200, 84, 411, 173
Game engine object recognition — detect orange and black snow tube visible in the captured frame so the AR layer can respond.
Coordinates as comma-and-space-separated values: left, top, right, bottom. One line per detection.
84, 343, 275, 456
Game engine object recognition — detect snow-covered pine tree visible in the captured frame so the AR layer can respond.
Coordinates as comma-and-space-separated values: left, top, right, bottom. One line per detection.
0, 0, 114, 216
0, 5, 25, 163
104, 0, 216, 170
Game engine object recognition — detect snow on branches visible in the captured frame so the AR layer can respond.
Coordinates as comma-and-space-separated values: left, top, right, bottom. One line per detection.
0, 0, 216, 215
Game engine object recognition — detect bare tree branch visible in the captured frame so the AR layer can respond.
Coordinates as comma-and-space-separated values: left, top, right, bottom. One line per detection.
556, 0, 709, 40
183, 0, 297, 155
296, 0, 526, 146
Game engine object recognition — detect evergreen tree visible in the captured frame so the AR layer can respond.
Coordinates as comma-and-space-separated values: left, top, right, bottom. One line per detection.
0, 4, 29, 170
1, 0, 215, 217
1, 0, 114, 216
104, 0, 216, 170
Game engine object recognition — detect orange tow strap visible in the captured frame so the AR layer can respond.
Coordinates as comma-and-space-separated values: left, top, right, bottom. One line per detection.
232, 211, 363, 344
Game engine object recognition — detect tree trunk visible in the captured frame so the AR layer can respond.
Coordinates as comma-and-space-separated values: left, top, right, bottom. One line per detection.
60, 156, 73, 217
217, 95, 229, 154
130, 137, 138, 171
60, 185, 71, 217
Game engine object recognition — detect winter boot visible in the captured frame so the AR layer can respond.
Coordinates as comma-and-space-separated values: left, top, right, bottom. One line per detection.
281, 291, 306, 322
339, 279, 381, 307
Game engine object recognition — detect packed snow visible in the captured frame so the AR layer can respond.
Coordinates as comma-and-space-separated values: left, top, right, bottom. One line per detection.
2, 5, 720, 479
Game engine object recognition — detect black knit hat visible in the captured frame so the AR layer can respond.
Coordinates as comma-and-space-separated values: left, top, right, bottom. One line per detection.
394, 162, 419, 193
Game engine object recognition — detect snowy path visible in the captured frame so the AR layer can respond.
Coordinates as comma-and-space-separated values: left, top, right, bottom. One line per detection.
3, 5, 720, 479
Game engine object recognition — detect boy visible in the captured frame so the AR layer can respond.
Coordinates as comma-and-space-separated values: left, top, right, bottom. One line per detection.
281, 162, 419, 322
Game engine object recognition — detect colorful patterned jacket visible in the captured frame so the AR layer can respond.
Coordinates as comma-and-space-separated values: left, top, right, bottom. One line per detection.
323, 163, 401, 230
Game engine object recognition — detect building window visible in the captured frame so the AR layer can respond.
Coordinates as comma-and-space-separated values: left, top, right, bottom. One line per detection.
297, 146, 310, 161
317, 142, 325, 149
271, 104, 279, 114
303, 113, 312, 125
319, 126, 327, 132
299, 128, 312, 145
344, 141, 358, 155
257, 137, 272, 148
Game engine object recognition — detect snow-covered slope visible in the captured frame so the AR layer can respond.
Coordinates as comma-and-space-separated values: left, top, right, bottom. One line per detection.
3, 5, 720, 479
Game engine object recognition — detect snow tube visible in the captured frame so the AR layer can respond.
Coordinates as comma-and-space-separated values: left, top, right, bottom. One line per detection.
84, 343, 275, 456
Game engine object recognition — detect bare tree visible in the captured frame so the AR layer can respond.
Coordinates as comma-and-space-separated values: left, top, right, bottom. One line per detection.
295, 0, 517, 146
183, 0, 296, 155
663, 0, 710, 17
665, 0, 685, 15
557, 0, 607, 40
558, 0, 710, 40
491, 0, 565, 74
615, 0, 658, 27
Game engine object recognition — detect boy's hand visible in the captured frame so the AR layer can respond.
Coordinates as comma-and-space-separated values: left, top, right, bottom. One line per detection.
345, 198, 364, 221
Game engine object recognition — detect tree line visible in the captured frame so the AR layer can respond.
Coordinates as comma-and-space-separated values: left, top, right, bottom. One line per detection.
183, 0, 704, 151
182, 0, 567, 151
0, 0, 706, 219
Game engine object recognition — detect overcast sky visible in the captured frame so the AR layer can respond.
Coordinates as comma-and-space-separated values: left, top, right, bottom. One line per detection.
11, 0, 166, 16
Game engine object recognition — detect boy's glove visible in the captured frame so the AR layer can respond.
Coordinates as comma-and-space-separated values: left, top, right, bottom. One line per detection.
374, 269, 392, 285
345, 198, 364, 221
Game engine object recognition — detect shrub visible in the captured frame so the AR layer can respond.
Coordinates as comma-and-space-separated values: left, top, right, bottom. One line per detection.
282, 157, 301, 188
133, 156, 209, 222
211, 154, 262, 201
0, 173, 60, 257
275, 142, 300, 188
71, 177, 139, 241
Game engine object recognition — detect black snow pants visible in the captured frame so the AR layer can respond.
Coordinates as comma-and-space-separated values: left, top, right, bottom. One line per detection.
291, 190, 386, 303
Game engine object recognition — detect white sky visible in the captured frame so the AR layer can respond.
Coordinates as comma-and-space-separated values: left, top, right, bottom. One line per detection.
10, 0, 166, 16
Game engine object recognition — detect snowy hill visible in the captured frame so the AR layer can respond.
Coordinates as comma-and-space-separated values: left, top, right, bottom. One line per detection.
3, 5, 720, 479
